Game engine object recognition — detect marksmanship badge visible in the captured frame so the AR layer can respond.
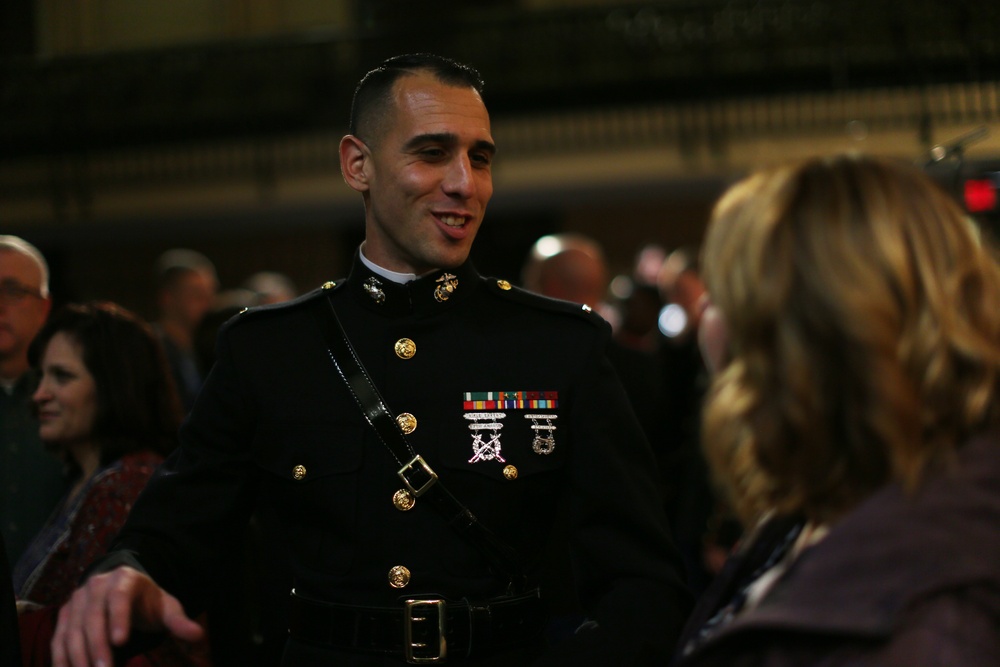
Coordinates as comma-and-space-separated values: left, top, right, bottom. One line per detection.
465, 412, 506, 463
525, 414, 559, 455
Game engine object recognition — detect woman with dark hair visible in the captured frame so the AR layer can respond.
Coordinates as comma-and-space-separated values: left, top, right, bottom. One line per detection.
13, 302, 206, 666
674, 154, 1000, 666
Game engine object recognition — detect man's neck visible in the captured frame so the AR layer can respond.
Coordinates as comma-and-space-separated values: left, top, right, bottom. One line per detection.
158, 320, 192, 350
0, 355, 28, 387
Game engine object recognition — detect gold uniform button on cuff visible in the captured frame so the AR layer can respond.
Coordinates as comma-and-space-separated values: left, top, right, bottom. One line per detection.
394, 338, 416, 359
292, 465, 307, 481
502, 465, 518, 480
322, 281, 336, 290
389, 565, 411, 588
393, 489, 415, 511
396, 413, 417, 434
497, 279, 512, 290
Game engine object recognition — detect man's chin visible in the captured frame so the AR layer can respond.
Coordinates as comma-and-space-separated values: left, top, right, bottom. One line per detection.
436, 245, 474, 270
0, 338, 19, 357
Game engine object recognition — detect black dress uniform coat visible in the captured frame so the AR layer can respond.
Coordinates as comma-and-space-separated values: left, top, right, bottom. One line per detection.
103, 257, 691, 665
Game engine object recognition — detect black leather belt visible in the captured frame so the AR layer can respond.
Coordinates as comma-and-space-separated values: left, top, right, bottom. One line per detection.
288, 589, 545, 664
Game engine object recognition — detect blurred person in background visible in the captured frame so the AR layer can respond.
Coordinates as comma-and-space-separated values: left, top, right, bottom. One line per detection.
675, 154, 1000, 666
243, 271, 298, 306
14, 302, 208, 667
521, 233, 669, 639
523, 233, 667, 469
614, 243, 667, 354
0, 236, 64, 566
656, 248, 737, 597
522, 233, 615, 321
153, 249, 218, 412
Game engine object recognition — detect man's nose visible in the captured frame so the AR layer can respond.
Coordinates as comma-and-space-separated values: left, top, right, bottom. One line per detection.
442, 155, 476, 198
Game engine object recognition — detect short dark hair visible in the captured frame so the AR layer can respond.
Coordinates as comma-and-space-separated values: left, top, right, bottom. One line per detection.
29, 301, 182, 464
348, 53, 485, 142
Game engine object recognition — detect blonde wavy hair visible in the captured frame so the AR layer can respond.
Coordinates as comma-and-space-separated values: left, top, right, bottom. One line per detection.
701, 153, 1000, 525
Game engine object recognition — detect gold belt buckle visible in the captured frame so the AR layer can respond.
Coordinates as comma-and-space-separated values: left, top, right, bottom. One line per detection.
398, 455, 438, 497
404, 599, 447, 664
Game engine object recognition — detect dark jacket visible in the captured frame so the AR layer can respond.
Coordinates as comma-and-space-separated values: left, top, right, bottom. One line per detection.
1, 530, 20, 667
100, 258, 691, 665
674, 428, 1000, 667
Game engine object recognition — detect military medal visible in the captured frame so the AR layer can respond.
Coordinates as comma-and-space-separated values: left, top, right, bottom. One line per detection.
463, 391, 560, 465
526, 414, 558, 455
465, 412, 506, 463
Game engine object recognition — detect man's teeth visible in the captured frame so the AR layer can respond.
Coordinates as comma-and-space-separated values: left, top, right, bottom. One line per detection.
440, 215, 464, 227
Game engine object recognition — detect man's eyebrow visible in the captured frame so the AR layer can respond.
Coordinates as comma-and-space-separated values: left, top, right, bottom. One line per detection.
403, 133, 496, 156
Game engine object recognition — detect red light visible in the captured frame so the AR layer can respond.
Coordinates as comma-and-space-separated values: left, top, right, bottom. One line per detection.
964, 178, 998, 213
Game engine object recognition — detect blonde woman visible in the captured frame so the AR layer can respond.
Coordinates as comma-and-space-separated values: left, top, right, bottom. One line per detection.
674, 154, 1000, 666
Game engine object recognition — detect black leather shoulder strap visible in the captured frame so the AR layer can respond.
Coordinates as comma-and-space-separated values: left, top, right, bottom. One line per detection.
313, 293, 527, 592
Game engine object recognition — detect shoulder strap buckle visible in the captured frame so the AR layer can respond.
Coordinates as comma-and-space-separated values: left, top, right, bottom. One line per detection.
398, 455, 438, 498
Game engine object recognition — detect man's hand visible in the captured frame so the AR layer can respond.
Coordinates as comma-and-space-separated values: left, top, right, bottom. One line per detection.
51, 566, 204, 667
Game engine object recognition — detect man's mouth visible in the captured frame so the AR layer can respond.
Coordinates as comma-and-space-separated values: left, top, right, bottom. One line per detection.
439, 214, 467, 228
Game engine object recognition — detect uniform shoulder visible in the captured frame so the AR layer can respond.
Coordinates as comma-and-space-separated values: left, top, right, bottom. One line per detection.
481, 276, 608, 329
224, 280, 342, 327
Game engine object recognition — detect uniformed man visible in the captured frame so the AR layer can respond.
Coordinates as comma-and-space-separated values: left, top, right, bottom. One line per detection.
51, 54, 691, 667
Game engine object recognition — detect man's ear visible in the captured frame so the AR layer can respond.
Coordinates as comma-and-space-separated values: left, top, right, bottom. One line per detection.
340, 135, 371, 193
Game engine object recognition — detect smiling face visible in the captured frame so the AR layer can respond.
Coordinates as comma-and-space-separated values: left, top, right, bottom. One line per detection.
33, 332, 98, 450
341, 71, 495, 275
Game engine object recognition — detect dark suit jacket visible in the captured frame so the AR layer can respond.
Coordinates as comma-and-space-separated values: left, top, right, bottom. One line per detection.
1, 530, 19, 667
102, 257, 691, 665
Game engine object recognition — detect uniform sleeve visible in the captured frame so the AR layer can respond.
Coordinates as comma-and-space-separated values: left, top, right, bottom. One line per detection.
536, 326, 693, 665
97, 322, 260, 613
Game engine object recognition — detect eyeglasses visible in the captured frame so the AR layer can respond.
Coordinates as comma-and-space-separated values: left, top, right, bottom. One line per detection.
0, 280, 44, 305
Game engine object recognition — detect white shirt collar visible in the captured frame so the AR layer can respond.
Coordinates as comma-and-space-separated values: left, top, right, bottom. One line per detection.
359, 243, 419, 284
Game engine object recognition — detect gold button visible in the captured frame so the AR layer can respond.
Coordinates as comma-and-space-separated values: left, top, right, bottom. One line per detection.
582, 304, 592, 312
388, 565, 411, 589
396, 412, 417, 435
394, 338, 416, 359
292, 465, 307, 481
502, 465, 518, 480
322, 281, 336, 290
497, 279, 512, 290
393, 489, 415, 511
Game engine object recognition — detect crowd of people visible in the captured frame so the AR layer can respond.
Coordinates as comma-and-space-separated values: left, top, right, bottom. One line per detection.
0, 237, 298, 665
1, 52, 998, 667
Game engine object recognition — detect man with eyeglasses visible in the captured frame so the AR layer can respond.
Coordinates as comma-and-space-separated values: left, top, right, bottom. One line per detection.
0, 235, 64, 565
